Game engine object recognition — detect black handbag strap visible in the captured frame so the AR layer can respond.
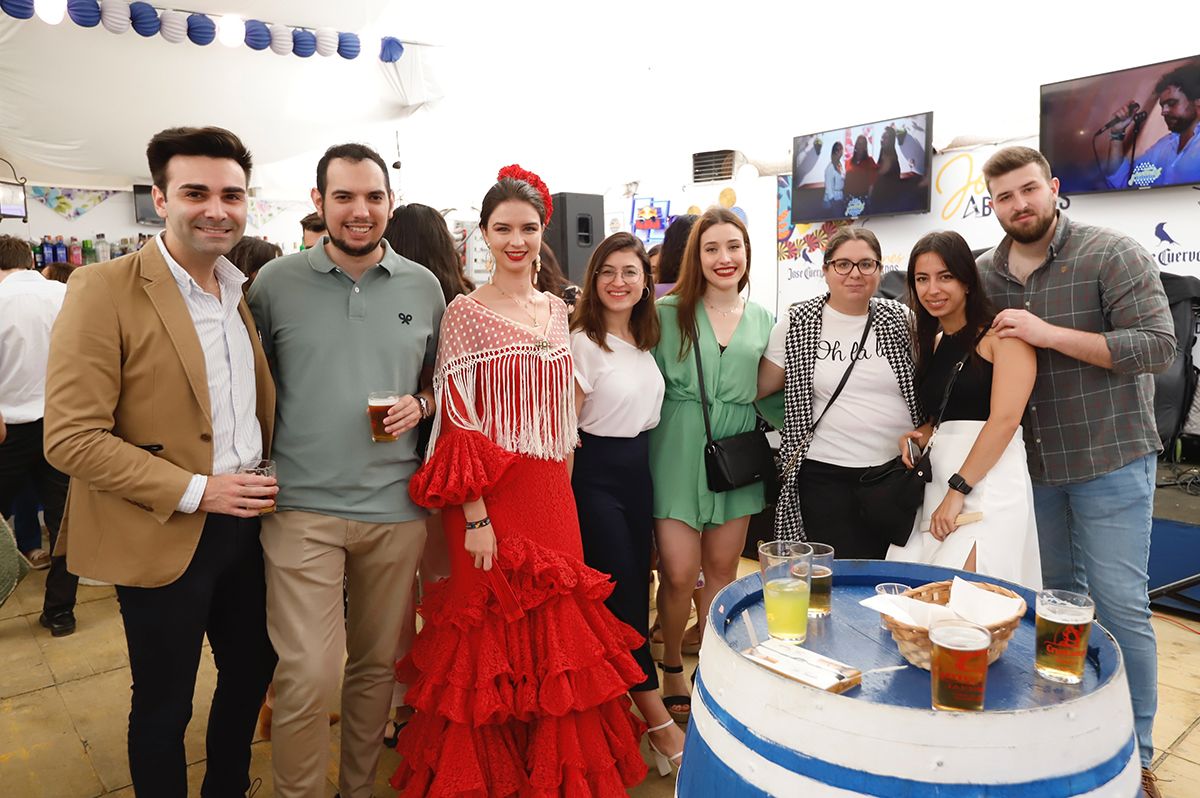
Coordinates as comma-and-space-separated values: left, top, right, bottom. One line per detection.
692, 318, 718, 447
929, 326, 989, 430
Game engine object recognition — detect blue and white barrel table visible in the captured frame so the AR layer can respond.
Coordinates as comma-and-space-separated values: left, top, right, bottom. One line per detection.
678, 560, 1140, 797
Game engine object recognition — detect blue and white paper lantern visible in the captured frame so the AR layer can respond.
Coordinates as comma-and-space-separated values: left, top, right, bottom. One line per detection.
336, 31, 360, 60
128, 0, 157, 36
186, 12, 214, 45
158, 8, 185, 42
66, 0, 100, 27
315, 27, 337, 57
244, 18, 269, 50
268, 23, 291, 55
380, 36, 404, 63
292, 28, 316, 57
0, 0, 35, 20
99, 0, 129, 33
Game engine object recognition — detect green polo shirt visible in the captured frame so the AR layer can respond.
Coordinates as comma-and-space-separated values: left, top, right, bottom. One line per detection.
248, 238, 445, 522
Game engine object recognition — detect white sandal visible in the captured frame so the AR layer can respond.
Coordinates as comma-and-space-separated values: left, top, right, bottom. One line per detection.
645, 718, 683, 776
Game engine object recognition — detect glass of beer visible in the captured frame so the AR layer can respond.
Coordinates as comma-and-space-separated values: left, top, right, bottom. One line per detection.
929, 618, 991, 711
238, 459, 276, 515
758, 541, 813, 643
807, 543, 834, 617
1035, 589, 1094, 684
368, 391, 400, 442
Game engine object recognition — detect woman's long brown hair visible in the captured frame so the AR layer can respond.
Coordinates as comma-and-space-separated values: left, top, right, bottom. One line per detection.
570, 232, 660, 351
668, 206, 751, 359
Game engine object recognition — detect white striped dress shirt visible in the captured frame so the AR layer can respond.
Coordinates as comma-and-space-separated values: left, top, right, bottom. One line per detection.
156, 235, 263, 513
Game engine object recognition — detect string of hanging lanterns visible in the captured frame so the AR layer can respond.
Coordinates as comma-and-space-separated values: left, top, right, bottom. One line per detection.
0, 0, 408, 63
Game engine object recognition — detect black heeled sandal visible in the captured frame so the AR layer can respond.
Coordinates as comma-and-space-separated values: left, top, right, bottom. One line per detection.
658, 662, 692, 725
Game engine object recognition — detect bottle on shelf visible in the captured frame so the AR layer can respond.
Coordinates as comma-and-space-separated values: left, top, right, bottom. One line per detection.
54, 236, 67, 263
82, 239, 96, 265
32, 240, 44, 269
94, 233, 110, 262
41, 236, 55, 264
68, 237, 83, 266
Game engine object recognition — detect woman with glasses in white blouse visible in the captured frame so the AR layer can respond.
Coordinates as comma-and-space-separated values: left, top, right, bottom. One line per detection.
571, 232, 685, 775
758, 227, 923, 555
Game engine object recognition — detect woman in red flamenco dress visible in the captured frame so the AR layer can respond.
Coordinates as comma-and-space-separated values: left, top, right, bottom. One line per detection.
390, 166, 649, 797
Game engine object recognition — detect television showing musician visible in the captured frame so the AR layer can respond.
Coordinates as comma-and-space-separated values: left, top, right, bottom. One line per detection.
1041, 55, 1200, 194
791, 112, 933, 224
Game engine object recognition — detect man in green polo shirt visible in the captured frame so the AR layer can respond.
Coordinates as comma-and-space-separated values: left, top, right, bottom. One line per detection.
248, 143, 444, 798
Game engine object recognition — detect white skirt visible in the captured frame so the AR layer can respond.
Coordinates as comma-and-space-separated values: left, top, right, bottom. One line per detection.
886, 420, 1042, 589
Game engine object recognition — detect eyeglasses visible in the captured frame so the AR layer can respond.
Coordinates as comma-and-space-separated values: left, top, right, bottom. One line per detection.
596, 266, 645, 282
826, 258, 882, 276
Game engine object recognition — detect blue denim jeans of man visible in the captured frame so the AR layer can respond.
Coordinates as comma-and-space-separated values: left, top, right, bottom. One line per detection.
1032, 452, 1158, 767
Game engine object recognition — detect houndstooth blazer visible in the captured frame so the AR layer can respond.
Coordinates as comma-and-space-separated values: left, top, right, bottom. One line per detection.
774, 294, 924, 542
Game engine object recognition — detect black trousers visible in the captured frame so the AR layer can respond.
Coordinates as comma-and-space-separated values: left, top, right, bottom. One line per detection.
115, 513, 277, 798
573, 430, 657, 691
798, 458, 892, 560
0, 419, 77, 616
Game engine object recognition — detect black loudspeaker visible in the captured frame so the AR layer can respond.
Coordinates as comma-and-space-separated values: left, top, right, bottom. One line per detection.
543, 192, 603, 285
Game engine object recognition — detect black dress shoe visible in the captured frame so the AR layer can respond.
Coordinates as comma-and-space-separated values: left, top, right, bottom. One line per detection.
39, 611, 76, 637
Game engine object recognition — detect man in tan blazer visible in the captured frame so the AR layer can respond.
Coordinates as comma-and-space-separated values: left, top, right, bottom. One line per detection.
44, 127, 278, 798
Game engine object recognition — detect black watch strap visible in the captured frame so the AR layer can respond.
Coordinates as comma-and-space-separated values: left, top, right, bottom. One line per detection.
948, 473, 973, 495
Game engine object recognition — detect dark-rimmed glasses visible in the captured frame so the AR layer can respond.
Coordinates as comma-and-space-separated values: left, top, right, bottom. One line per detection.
826, 258, 881, 276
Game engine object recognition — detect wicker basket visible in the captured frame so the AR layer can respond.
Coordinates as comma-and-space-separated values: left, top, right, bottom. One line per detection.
882, 580, 1026, 670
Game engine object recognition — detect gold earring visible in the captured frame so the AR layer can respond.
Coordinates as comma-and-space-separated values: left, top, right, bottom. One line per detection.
485, 250, 495, 282
533, 255, 542, 285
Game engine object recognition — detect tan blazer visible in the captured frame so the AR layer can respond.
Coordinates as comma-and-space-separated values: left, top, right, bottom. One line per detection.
43, 242, 275, 588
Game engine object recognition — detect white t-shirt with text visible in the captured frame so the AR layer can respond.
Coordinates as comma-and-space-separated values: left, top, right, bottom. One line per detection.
765, 304, 911, 467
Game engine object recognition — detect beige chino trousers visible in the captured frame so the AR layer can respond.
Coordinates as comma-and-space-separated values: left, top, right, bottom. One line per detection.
262, 510, 425, 798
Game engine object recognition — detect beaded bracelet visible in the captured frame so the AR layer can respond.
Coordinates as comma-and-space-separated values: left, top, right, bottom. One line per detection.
465, 517, 492, 530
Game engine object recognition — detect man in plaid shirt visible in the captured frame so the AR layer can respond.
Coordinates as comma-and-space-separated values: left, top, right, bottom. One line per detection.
977, 146, 1175, 798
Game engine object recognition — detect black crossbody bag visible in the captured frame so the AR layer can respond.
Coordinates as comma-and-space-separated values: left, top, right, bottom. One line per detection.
692, 322, 774, 493
856, 327, 987, 546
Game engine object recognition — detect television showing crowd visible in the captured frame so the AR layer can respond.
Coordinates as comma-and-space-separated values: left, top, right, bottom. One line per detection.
0, 126, 1175, 798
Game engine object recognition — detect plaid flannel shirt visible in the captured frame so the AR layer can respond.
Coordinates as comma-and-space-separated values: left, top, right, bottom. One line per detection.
978, 213, 1176, 486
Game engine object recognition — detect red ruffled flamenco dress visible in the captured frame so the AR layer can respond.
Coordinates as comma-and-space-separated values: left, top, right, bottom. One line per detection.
390, 295, 648, 797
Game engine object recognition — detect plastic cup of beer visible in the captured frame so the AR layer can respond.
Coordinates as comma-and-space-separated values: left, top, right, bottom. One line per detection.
929, 618, 991, 711
807, 543, 834, 617
368, 391, 400, 442
1035, 589, 1094, 684
238, 459, 276, 515
758, 541, 813, 643
875, 582, 909, 630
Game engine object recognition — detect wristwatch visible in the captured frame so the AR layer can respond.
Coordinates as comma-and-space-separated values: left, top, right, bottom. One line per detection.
415, 395, 431, 419
947, 473, 973, 495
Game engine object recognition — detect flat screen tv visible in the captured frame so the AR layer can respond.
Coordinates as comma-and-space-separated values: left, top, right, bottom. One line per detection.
1041, 55, 1200, 194
132, 184, 164, 226
791, 112, 933, 224
0, 180, 27, 220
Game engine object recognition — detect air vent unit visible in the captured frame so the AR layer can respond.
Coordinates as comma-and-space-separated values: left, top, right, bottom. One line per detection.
692, 149, 746, 183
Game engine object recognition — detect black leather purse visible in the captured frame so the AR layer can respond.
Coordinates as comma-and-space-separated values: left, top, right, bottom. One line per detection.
856, 327, 986, 546
692, 323, 774, 493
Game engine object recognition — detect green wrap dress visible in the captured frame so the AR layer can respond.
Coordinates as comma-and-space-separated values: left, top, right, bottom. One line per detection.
650, 295, 773, 531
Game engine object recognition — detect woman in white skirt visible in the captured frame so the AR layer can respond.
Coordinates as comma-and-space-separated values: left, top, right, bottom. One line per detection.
887, 231, 1042, 588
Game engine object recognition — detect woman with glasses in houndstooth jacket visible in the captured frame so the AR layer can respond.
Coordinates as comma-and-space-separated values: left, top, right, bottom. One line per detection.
758, 227, 923, 556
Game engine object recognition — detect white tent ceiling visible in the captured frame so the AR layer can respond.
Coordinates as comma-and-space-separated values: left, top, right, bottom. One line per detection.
3, 1, 1200, 211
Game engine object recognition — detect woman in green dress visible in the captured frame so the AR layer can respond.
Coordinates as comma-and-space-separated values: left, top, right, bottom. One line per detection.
650, 207, 773, 722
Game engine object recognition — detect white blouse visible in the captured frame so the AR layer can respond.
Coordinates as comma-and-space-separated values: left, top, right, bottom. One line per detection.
572, 331, 664, 438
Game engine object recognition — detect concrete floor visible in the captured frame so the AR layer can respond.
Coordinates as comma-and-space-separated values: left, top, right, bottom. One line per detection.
3, 470, 1199, 797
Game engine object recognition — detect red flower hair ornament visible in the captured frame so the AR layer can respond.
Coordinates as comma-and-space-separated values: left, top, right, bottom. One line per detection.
497, 164, 554, 226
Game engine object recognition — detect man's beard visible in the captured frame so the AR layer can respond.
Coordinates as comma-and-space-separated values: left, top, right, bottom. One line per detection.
327, 230, 383, 258
1001, 208, 1057, 244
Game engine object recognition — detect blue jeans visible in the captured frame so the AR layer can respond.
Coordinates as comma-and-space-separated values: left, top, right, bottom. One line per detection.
1033, 453, 1157, 767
